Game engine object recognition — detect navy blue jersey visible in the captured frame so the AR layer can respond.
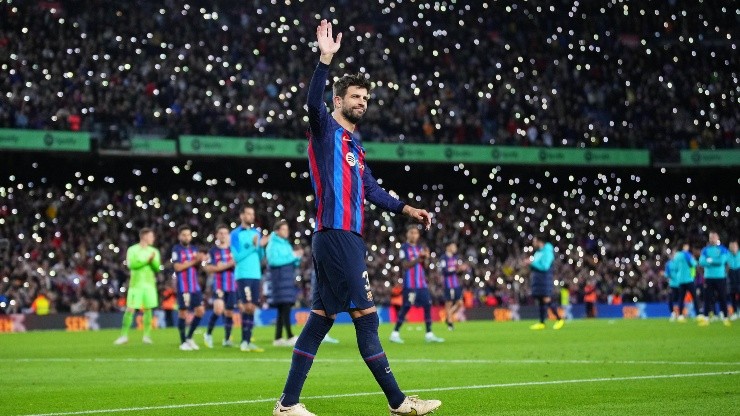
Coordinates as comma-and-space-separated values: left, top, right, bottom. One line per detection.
171, 244, 201, 293
306, 62, 406, 235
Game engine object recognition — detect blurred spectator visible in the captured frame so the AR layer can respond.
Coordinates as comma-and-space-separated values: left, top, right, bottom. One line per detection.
0, 0, 736, 158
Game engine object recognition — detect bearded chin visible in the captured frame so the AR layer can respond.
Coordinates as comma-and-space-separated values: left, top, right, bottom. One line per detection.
342, 107, 364, 124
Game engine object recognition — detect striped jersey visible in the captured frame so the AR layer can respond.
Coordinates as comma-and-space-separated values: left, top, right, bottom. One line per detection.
208, 245, 235, 292
438, 254, 461, 289
171, 244, 201, 293
399, 243, 427, 289
306, 62, 406, 235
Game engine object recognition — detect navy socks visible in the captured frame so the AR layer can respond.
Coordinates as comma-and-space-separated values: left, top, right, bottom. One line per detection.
280, 312, 334, 406
354, 313, 405, 409
177, 316, 186, 343
187, 315, 201, 339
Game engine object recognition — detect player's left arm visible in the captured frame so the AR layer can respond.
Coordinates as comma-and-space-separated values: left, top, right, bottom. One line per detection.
363, 164, 431, 229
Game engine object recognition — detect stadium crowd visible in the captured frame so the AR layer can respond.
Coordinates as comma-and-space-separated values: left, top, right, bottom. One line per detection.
1, 0, 737, 155
1, 160, 736, 315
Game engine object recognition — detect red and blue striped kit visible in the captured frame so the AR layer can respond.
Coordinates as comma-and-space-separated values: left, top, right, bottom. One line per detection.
439, 254, 461, 289
400, 243, 427, 289
171, 244, 201, 293
209, 246, 235, 292
306, 62, 406, 236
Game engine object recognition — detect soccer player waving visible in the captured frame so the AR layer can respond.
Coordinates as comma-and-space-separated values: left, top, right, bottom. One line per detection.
272, 19, 441, 416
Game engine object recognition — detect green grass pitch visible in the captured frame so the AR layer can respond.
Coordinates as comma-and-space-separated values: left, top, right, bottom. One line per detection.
2, 319, 738, 415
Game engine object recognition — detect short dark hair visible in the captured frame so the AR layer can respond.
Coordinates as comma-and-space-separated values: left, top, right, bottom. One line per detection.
240, 204, 254, 213
177, 224, 192, 234
139, 227, 153, 238
332, 73, 371, 99
215, 223, 229, 232
533, 233, 548, 243
273, 219, 289, 231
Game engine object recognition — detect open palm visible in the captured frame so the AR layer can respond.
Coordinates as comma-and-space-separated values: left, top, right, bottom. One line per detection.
316, 19, 342, 55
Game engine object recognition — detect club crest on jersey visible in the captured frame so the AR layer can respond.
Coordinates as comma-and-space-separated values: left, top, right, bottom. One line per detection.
345, 152, 357, 167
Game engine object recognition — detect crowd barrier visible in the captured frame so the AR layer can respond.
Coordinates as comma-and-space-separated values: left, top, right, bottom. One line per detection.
0, 303, 691, 333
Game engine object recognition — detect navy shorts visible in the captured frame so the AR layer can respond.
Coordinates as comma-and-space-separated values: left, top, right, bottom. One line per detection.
177, 291, 203, 311
444, 287, 463, 302
237, 279, 261, 304
402, 287, 432, 307
311, 229, 374, 315
214, 290, 237, 310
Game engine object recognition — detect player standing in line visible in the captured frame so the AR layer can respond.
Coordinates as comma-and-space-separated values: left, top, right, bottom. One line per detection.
114, 227, 160, 345
524, 234, 564, 330
669, 243, 700, 321
231, 205, 269, 352
697, 231, 731, 327
389, 226, 445, 343
726, 239, 740, 321
664, 254, 679, 321
204, 224, 236, 348
172, 225, 207, 350
438, 241, 465, 330
272, 19, 441, 416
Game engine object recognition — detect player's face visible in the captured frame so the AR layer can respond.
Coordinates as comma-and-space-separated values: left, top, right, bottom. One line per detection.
406, 228, 420, 244
682, 243, 690, 252
141, 231, 155, 245
532, 238, 543, 249
277, 224, 289, 239
179, 229, 192, 245
216, 228, 229, 244
447, 243, 457, 254
240, 208, 255, 226
337, 86, 369, 124
730, 242, 739, 253
708, 232, 719, 245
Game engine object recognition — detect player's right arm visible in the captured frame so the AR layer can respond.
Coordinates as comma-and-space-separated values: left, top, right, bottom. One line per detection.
172, 248, 202, 272
398, 245, 422, 270
126, 246, 149, 270
230, 229, 258, 263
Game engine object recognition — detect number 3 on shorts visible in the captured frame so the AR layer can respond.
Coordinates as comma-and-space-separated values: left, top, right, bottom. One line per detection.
408, 291, 416, 304
244, 286, 252, 303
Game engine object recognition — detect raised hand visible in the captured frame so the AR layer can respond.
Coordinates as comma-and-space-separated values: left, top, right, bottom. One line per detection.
316, 19, 342, 56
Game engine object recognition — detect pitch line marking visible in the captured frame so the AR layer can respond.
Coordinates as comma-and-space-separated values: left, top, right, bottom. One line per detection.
5, 357, 740, 366
17, 371, 740, 416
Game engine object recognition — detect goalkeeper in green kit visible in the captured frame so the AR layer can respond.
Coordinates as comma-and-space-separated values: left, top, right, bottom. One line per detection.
114, 228, 161, 345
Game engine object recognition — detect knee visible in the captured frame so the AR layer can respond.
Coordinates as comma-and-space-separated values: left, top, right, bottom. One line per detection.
195, 306, 205, 317
242, 303, 256, 314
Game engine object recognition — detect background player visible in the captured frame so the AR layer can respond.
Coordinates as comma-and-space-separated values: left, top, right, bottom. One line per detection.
273, 19, 441, 416
438, 240, 465, 330
390, 225, 445, 343
231, 205, 269, 352
114, 227, 160, 345
669, 243, 700, 321
203, 224, 236, 348
523, 234, 564, 330
697, 231, 731, 326
172, 224, 206, 350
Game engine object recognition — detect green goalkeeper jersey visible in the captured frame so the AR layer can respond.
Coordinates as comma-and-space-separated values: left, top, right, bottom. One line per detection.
126, 244, 161, 288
